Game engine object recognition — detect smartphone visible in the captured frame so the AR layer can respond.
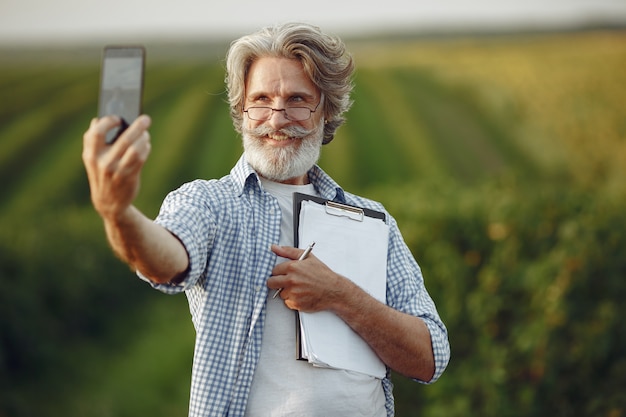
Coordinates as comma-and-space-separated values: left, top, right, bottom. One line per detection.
98, 45, 145, 144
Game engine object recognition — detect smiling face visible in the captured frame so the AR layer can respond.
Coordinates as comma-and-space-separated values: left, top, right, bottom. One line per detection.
242, 56, 325, 185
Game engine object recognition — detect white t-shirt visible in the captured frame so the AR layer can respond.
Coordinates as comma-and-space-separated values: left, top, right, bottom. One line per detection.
244, 178, 386, 417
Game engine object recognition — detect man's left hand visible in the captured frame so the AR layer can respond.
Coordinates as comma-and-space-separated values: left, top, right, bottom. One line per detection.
267, 245, 345, 312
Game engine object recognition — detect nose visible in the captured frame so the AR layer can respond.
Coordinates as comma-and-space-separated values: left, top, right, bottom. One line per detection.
267, 108, 290, 130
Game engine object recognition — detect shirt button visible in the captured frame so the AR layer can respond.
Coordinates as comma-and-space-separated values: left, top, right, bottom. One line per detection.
255, 286, 262, 292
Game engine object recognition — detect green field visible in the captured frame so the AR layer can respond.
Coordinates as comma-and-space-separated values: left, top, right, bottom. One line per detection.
1, 30, 625, 416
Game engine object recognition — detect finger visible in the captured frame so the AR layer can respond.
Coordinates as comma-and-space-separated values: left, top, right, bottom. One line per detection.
265, 276, 283, 290
110, 115, 151, 148
125, 114, 152, 138
117, 131, 152, 177
122, 115, 152, 141
270, 244, 307, 260
107, 115, 152, 162
82, 116, 121, 170
87, 116, 122, 144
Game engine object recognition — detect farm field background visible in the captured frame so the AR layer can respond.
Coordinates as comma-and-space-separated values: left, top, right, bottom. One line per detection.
1, 29, 625, 416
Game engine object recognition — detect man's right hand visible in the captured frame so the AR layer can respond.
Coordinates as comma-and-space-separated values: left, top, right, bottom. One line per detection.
81, 115, 189, 283
82, 115, 152, 221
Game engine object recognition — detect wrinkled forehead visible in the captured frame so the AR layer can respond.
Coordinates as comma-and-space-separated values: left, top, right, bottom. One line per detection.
245, 56, 319, 100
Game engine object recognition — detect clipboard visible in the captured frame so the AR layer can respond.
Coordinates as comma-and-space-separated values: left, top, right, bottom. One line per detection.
293, 193, 386, 247
292, 192, 389, 378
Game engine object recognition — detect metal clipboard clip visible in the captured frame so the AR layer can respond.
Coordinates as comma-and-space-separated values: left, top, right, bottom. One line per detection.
325, 201, 364, 222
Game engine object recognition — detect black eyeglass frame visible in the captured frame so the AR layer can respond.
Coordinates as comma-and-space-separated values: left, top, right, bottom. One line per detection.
242, 94, 323, 122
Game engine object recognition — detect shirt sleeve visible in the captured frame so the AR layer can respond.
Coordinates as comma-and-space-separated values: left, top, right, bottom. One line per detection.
137, 180, 216, 294
385, 214, 451, 384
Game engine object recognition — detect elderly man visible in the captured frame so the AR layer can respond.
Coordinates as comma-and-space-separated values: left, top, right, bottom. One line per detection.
82, 22, 449, 417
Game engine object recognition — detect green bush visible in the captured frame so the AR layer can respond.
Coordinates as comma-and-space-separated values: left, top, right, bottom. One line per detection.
378, 180, 626, 417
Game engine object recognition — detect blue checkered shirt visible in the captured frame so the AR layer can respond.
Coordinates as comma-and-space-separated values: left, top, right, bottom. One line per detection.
141, 155, 450, 417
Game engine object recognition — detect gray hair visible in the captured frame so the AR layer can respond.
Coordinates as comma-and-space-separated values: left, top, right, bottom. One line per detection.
225, 22, 355, 144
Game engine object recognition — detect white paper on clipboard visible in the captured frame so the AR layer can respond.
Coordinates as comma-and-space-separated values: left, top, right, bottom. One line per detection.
295, 197, 389, 379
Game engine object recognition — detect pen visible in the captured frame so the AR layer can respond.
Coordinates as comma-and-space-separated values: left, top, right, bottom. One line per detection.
272, 242, 315, 299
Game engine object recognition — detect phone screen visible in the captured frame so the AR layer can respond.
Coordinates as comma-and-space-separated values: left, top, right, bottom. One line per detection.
98, 46, 145, 143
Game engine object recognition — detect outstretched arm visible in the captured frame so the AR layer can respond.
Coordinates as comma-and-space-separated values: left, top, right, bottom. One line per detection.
82, 115, 188, 283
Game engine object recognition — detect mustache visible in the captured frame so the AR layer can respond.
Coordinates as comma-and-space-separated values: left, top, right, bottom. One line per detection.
244, 124, 315, 139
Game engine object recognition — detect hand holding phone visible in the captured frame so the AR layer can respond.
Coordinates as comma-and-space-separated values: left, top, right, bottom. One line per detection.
98, 46, 145, 144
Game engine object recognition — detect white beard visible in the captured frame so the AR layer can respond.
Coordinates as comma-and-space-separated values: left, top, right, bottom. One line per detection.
242, 121, 324, 182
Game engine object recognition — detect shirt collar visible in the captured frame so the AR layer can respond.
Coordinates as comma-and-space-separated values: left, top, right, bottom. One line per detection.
230, 154, 345, 202
307, 164, 346, 203
231, 155, 260, 197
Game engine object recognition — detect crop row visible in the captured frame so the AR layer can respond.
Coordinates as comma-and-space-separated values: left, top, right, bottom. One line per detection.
2, 59, 528, 222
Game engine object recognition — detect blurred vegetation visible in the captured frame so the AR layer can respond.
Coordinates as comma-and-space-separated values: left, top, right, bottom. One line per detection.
1, 29, 625, 416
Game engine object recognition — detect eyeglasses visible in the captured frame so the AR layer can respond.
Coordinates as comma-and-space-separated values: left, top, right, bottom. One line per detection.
243, 98, 322, 122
